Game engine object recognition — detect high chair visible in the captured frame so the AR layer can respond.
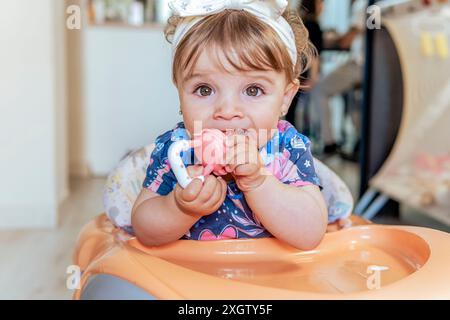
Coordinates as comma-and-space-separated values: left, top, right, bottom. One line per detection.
73, 143, 450, 299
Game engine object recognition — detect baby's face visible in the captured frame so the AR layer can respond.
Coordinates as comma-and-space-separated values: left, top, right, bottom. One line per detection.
178, 48, 299, 148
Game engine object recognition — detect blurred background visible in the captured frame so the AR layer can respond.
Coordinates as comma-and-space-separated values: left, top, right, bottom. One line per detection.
0, 0, 449, 299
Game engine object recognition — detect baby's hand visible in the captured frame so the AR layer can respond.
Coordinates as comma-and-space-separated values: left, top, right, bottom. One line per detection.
173, 165, 227, 217
225, 133, 266, 192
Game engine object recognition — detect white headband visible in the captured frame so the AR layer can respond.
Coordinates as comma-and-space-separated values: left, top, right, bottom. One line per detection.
168, 0, 298, 69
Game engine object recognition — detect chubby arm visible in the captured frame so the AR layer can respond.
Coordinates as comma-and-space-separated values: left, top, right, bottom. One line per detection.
244, 175, 328, 250
132, 166, 227, 246
225, 133, 328, 250
131, 188, 198, 246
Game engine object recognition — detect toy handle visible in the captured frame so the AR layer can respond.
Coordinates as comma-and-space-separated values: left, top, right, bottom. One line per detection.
168, 140, 205, 189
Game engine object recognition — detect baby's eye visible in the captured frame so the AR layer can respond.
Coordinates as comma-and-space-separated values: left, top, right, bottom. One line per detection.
245, 85, 264, 97
194, 85, 214, 97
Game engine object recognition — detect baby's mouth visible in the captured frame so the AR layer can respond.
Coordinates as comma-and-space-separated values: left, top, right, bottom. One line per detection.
222, 128, 249, 136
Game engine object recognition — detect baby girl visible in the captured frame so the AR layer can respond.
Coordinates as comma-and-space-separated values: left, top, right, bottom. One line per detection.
131, 0, 328, 250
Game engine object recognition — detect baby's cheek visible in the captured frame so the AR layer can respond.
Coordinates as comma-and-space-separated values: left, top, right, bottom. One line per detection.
181, 109, 207, 133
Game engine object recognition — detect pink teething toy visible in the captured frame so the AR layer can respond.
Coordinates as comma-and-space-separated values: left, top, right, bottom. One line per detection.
193, 129, 228, 177
168, 129, 228, 188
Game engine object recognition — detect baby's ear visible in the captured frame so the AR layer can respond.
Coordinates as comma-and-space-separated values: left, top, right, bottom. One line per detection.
282, 79, 300, 108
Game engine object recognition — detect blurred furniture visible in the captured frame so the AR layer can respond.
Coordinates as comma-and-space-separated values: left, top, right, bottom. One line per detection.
339, 82, 362, 162
358, 1, 450, 225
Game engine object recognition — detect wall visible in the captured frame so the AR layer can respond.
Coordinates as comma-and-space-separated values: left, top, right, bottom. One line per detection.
0, 0, 68, 228
82, 26, 180, 175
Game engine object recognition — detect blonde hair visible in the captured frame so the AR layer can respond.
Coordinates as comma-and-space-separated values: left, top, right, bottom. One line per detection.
164, 8, 316, 88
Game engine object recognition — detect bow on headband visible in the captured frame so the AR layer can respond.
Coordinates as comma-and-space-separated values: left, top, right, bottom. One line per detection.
168, 0, 297, 68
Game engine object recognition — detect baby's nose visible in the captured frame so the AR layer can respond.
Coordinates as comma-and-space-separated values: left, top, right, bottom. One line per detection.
213, 97, 244, 120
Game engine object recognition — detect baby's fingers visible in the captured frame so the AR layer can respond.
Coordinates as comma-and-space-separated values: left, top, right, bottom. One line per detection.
197, 175, 218, 203
234, 163, 260, 176
186, 165, 204, 178
204, 177, 227, 212
180, 177, 203, 202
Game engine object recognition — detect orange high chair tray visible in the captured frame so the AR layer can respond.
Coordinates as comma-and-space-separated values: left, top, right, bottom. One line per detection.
73, 214, 450, 299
